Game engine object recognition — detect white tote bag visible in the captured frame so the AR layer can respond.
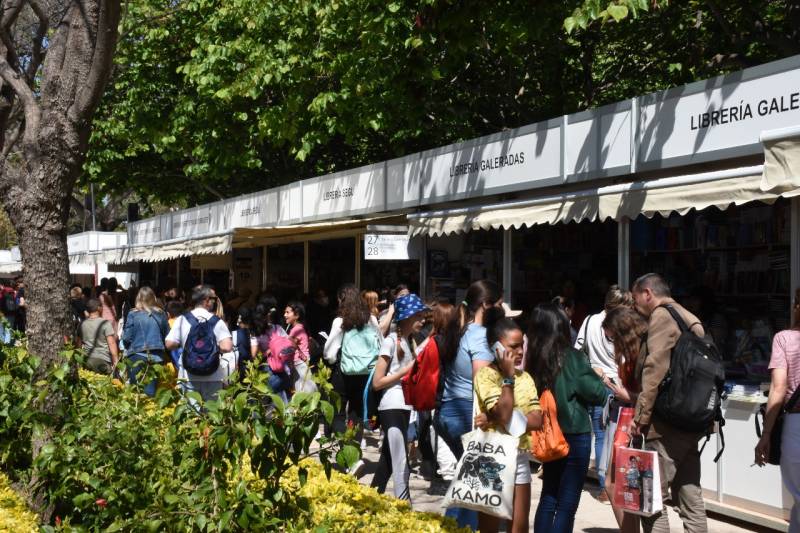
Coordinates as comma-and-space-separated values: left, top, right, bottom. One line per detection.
442, 427, 518, 520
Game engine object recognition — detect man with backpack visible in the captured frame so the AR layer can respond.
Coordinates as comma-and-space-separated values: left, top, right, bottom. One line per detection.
165, 285, 233, 402
631, 273, 714, 533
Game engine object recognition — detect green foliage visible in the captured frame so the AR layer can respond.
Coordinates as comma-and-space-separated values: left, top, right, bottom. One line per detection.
85, 0, 800, 207
0, 341, 358, 531
565, 0, 659, 32
85, 0, 578, 204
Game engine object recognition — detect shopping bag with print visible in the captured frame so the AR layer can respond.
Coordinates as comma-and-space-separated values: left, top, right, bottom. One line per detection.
605, 406, 635, 478
442, 428, 518, 520
613, 445, 662, 517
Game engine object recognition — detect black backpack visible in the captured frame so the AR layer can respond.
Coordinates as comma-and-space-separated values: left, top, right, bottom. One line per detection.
655, 304, 726, 461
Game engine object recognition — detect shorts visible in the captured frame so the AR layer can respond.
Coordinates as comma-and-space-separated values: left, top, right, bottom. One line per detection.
515, 450, 532, 485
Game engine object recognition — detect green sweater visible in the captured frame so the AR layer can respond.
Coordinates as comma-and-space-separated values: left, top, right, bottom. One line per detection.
552, 348, 607, 434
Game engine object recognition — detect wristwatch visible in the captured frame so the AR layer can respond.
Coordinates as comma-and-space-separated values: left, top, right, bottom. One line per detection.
502, 377, 515, 387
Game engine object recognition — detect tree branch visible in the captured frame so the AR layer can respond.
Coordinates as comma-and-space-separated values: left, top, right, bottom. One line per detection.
0, 54, 40, 146
25, 0, 49, 82
71, 0, 120, 122
2, 118, 23, 157
0, 0, 25, 28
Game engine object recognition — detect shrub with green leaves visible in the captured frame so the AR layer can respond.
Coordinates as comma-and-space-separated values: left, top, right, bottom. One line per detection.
0, 342, 360, 531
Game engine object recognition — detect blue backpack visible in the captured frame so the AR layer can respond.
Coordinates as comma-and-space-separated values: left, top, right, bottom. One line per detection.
182, 313, 221, 376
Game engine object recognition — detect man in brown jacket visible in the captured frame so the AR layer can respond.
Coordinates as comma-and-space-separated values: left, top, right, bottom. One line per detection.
631, 273, 708, 533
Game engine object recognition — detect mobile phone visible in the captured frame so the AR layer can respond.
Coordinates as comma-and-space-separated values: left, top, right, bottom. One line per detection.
492, 341, 506, 357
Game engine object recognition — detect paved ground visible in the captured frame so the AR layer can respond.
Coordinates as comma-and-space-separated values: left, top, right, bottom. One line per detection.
356, 433, 770, 532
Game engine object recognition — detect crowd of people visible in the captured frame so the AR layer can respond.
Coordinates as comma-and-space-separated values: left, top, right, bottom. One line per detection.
0, 276, 25, 343
3, 271, 800, 533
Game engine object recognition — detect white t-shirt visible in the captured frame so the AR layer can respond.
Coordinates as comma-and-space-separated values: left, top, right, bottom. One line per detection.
574, 310, 618, 382
166, 308, 234, 382
377, 332, 414, 411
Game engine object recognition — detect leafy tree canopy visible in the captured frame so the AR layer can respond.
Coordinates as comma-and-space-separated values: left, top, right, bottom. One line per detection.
84, 0, 800, 208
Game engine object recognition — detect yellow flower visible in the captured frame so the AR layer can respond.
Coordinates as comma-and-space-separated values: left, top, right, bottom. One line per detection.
279, 460, 468, 532
0, 472, 38, 532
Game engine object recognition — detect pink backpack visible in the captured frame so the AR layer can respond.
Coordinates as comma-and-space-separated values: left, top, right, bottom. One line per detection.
267, 335, 296, 373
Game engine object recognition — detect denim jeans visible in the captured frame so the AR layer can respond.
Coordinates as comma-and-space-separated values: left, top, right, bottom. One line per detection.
435, 398, 473, 460
589, 404, 607, 487
534, 432, 592, 533
127, 352, 164, 397
435, 398, 478, 531
267, 368, 292, 395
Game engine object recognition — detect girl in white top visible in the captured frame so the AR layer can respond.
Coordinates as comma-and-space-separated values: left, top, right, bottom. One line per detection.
370, 293, 428, 500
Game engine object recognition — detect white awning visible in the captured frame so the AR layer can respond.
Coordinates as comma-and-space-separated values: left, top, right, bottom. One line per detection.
0, 262, 21, 275
408, 163, 800, 237
762, 136, 800, 190
231, 215, 405, 247
101, 232, 233, 264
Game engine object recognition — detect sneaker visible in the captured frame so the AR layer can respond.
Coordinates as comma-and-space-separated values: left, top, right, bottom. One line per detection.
419, 460, 441, 480
348, 459, 365, 478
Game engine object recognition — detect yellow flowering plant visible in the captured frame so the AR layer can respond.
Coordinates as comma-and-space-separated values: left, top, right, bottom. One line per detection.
0, 343, 461, 531
0, 472, 38, 532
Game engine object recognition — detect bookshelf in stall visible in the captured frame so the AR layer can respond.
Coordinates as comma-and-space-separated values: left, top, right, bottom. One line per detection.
427, 230, 503, 304
511, 220, 618, 310
630, 201, 790, 374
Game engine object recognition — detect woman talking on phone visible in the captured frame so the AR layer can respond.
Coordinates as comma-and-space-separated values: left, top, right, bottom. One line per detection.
474, 318, 543, 533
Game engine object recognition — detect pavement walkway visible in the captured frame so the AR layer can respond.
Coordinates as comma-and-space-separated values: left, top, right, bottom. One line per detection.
356, 433, 771, 532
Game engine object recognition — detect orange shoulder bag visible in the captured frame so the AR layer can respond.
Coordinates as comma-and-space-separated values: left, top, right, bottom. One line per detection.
531, 389, 570, 462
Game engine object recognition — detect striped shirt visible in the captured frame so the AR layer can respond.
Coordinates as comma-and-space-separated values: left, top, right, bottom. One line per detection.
769, 330, 800, 405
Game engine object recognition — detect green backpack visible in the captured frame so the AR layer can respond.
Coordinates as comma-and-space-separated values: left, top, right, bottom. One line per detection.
340, 324, 381, 375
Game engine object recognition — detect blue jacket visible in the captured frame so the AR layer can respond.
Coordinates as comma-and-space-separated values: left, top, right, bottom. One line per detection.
123, 309, 169, 355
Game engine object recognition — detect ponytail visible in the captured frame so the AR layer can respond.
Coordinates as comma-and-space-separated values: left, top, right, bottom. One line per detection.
440, 280, 501, 363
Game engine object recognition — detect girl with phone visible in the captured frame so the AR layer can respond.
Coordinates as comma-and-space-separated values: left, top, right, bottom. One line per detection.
473, 318, 544, 533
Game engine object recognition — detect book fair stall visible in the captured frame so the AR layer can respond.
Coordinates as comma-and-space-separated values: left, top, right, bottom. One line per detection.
54, 54, 800, 530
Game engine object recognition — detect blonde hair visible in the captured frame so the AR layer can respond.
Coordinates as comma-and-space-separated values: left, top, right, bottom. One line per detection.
135, 286, 163, 314
604, 284, 633, 312
69, 286, 83, 299
361, 290, 379, 317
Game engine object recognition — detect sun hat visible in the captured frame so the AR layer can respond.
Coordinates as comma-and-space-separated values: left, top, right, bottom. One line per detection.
502, 302, 522, 318
394, 293, 429, 322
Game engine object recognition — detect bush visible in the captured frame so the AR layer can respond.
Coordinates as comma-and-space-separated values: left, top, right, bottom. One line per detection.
0, 344, 463, 531
281, 460, 464, 532
0, 471, 38, 532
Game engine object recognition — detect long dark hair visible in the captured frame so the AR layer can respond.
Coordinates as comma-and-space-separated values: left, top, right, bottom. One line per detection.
338, 283, 370, 332
285, 300, 306, 334
525, 303, 571, 391
254, 294, 279, 336
441, 280, 502, 363
602, 306, 647, 391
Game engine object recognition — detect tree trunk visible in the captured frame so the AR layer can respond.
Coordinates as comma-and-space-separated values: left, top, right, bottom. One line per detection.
2, 120, 84, 521
0, 0, 121, 519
